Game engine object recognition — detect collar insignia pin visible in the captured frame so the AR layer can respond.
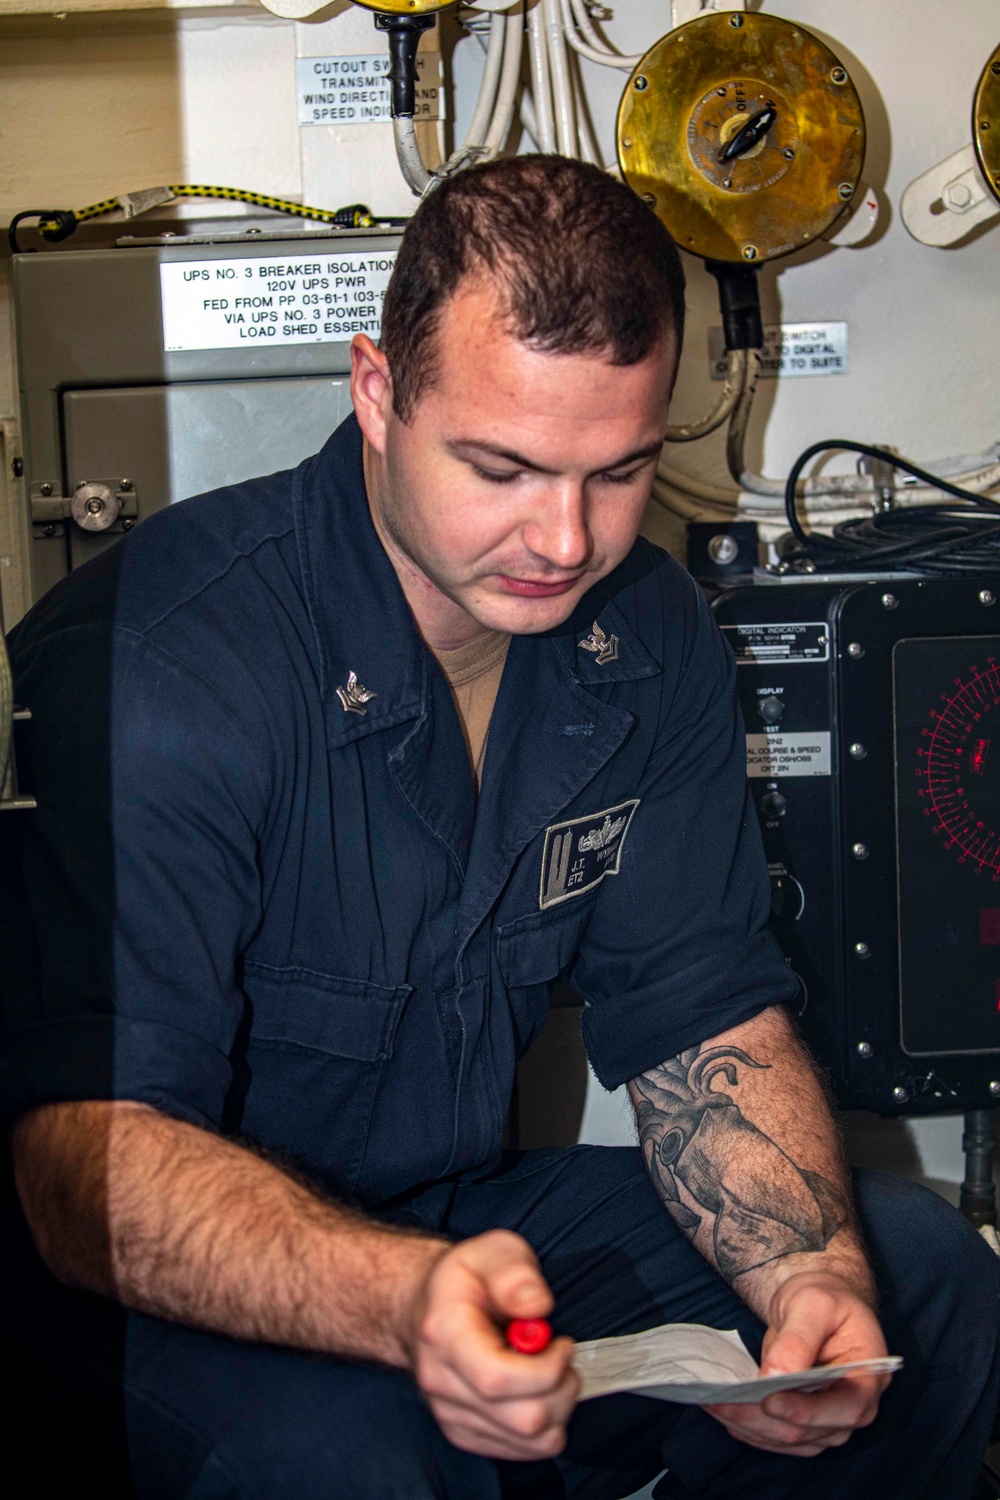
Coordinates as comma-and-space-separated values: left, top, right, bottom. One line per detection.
337, 670, 377, 716
578, 621, 619, 666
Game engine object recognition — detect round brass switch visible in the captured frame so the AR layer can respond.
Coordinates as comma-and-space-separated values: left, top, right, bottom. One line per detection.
617, 11, 866, 263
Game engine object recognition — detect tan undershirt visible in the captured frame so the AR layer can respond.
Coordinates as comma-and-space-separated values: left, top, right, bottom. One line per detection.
432, 630, 511, 787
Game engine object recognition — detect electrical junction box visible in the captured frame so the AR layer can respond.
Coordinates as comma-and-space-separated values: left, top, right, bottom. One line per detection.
713, 577, 1000, 1118
12, 227, 402, 604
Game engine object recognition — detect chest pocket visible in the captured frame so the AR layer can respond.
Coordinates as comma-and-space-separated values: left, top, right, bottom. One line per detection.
239, 962, 411, 1190
495, 901, 596, 1054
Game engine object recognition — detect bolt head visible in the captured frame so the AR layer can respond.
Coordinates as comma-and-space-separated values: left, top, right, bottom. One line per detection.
980, 589, 996, 607
992, 61, 1000, 75
852, 842, 869, 860
783, 148, 795, 160
831, 66, 848, 84
729, 12, 743, 26
717, 87, 727, 97
42, 523, 56, 537
881, 592, 898, 609
990, 1080, 1000, 1097
122, 518, 135, 531
742, 244, 758, 261
634, 74, 648, 91
857, 1041, 872, 1058
642, 193, 656, 206
849, 742, 867, 760
85, 496, 104, 515
39, 482, 52, 496
892, 1085, 909, 1103
838, 182, 854, 200
120, 478, 133, 492
854, 940, 871, 959
847, 641, 865, 658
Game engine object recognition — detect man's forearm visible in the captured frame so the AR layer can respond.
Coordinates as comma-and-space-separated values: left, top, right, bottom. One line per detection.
627, 1005, 874, 1320
11, 1100, 448, 1366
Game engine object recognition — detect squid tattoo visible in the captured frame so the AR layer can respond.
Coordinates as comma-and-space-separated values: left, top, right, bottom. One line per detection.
632, 1045, 847, 1281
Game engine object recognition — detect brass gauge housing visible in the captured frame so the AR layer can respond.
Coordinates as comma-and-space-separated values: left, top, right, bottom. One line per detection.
617, 11, 866, 264
973, 43, 1000, 204
351, 0, 452, 11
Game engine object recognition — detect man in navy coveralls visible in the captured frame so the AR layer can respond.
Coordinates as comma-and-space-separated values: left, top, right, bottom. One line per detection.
3, 156, 999, 1499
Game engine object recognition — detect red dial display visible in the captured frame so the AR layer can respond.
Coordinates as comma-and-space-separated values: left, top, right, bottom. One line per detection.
917, 658, 1000, 876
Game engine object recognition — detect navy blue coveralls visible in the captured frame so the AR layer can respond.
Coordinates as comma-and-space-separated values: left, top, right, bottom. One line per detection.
1, 413, 998, 1499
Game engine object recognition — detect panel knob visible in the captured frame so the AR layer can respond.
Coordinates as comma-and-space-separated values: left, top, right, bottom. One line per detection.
759, 694, 785, 724
769, 873, 804, 921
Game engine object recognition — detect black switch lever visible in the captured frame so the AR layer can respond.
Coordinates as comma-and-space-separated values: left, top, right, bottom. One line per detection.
719, 105, 777, 163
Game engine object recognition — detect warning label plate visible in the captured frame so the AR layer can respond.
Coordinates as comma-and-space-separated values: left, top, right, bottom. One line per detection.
159, 250, 398, 352
721, 622, 829, 665
295, 53, 442, 127
746, 732, 832, 778
709, 322, 848, 380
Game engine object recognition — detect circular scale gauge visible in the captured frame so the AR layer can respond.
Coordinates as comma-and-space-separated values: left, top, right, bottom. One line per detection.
917, 660, 1000, 877
617, 11, 866, 263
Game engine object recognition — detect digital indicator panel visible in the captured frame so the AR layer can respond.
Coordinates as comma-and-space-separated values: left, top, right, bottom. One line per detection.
894, 636, 1000, 1054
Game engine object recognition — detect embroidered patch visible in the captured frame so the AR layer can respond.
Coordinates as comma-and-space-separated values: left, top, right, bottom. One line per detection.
539, 799, 640, 910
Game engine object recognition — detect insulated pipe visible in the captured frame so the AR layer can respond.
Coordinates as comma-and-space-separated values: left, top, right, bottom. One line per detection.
543, 0, 577, 156
527, 0, 557, 152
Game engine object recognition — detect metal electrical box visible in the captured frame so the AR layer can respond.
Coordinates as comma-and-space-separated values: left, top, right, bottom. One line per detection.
12, 227, 402, 605
713, 577, 1000, 1118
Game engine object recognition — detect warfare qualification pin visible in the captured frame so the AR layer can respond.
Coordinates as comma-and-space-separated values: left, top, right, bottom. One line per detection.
337, 670, 377, 716
578, 621, 619, 666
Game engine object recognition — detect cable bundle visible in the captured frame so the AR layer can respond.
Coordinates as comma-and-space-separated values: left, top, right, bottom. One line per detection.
780, 441, 1000, 576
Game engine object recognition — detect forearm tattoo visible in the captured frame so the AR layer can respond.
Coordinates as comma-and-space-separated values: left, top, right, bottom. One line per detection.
630, 1045, 848, 1281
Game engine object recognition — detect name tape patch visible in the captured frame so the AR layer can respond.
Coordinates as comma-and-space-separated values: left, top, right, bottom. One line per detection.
539, 799, 640, 910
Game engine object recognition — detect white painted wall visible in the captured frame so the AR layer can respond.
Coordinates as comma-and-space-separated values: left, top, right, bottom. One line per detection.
0, 0, 997, 1196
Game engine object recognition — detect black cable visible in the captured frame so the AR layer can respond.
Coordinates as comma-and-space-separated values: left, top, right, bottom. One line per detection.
8, 209, 77, 255
782, 440, 1000, 576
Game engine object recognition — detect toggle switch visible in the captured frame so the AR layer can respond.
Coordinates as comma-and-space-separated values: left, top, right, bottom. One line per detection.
761, 790, 787, 818
759, 694, 785, 725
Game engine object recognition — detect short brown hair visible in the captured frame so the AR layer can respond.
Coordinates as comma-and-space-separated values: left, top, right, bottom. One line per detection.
379, 154, 685, 421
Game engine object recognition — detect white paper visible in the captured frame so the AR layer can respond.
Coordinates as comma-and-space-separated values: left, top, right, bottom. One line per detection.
572, 1322, 902, 1406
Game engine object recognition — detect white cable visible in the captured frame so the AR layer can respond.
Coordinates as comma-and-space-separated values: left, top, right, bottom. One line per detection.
393, 118, 434, 195
665, 350, 747, 443
571, 52, 602, 165
463, 12, 508, 152
483, 2, 525, 158
559, 0, 643, 70
543, 0, 577, 156
527, 0, 557, 151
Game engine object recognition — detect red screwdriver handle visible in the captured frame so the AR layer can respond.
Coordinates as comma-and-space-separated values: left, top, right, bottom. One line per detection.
507, 1318, 553, 1355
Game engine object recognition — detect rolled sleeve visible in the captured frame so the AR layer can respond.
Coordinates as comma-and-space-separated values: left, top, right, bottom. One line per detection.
0, 622, 267, 1129
573, 578, 797, 1089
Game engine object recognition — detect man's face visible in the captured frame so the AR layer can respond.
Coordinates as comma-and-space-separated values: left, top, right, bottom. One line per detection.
354, 279, 678, 638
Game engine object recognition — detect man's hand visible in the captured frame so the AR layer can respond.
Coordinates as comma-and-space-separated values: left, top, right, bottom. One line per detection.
408, 1230, 579, 1461
704, 1271, 890, 1457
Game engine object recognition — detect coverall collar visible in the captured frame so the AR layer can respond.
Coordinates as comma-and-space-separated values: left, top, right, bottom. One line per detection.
296, 411, 665, 762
